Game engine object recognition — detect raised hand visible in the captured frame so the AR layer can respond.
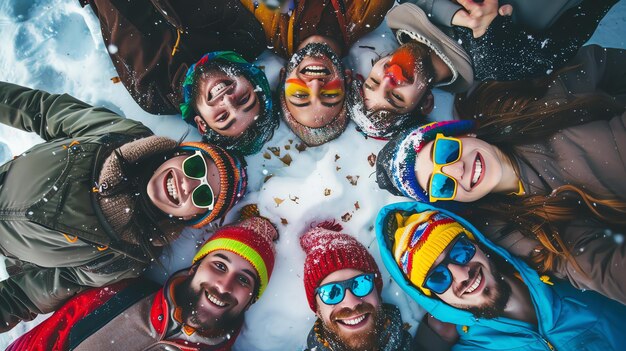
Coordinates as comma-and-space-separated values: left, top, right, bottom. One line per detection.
452, 0, 513, 38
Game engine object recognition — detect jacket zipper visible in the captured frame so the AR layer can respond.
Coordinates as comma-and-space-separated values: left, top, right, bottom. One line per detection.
542, 336, 555, 350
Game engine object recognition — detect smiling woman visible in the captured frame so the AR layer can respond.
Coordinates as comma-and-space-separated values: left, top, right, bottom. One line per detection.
376, 46, 626, 306
0, 82, 247, 332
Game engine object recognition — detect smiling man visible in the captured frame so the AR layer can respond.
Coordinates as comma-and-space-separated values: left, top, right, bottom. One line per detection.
376, 203, 626, 351
83, 0, 278, 155
241, 0, 394, 146
7, 215, 278, 351
352, 0, 618, 140
300, 223, 413, 351
180, 51, 278, 155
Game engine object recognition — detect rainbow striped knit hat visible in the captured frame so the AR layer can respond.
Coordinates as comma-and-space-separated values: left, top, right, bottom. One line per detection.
392, 210, 475, 296
376, 119, 475, 203
179, 142, 247, 229
192, 217, 278, 301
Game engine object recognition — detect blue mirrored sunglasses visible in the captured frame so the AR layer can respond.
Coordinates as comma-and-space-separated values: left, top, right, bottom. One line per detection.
429, 133, 462, 202
424, 234, 476, 294
315, 273, 375, 305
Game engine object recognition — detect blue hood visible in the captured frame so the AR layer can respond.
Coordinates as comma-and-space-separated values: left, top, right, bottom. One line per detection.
376, 202, 559, 327
376, 202, 626, 350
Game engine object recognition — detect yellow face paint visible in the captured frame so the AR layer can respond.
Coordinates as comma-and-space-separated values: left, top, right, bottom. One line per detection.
285, 79, 310, 98
285, 79, 344, 99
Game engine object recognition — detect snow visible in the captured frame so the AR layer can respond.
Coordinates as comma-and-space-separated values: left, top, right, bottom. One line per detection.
1, 0, 625, 349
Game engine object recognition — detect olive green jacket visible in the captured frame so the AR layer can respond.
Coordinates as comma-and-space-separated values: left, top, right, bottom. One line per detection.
0, 81, 153, 331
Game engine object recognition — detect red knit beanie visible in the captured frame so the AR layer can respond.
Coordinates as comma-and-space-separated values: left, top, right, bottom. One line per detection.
300, 222, 383, 311
193, 217, 278, 301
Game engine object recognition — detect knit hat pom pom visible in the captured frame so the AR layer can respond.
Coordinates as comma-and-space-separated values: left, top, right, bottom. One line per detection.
240, 204, 261, 220
238, 204, 279, 241
316, 220, 343, 232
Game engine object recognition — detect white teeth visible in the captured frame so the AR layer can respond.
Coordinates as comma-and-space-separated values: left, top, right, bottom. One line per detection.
341, 315, 366, 325
166, 176, 178, 200
206, 292, 227, 307
306, 66, 325, 71
303, 66, 328, 76
471, 158, 482, 186
210, 82, 228, 97
466, 272, 482, 294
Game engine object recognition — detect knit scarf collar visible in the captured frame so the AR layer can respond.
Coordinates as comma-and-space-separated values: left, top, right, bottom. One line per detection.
160, 272, 242, 347
309, 303, 410, 351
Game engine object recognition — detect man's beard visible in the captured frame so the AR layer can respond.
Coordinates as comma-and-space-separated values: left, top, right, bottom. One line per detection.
176, 277, 244, 335
321, 302, 385, 351
463, 260, 512, 319
285, 42, 345, 78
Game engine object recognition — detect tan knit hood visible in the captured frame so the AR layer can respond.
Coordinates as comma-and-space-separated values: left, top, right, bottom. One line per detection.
97, 136, 178, 244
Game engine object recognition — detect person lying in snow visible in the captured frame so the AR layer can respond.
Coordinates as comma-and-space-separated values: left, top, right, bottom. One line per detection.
376, 204, 626, 351
375, 45, 626, 305
350, 0, 618, 139
299, 223, 413, 351
6, 214, 278, 350
0, 81, 246, 332
240, 0, 394, 146
177, 51, 277, 156
80, 0, 278, 155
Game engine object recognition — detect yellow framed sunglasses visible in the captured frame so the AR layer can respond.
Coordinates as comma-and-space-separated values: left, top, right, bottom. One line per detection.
428, 133, 462, 202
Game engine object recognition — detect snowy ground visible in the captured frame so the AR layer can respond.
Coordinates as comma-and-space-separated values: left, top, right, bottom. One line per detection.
0, 0, 625, 349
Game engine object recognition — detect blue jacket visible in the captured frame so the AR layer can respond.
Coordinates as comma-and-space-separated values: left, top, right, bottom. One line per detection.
375, 202, 626, 351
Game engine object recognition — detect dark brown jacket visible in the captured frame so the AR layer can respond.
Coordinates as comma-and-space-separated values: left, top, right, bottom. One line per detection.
240, 0, 394, 58
82, 0, 266, 114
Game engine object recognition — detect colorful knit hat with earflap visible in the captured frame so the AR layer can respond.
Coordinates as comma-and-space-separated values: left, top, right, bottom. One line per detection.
392, 210, 475, 296
300, 222, 383, 311
192, 215, 278, 301
178, 142, 247, 228
376, 120, 475, 202
179, 51, 278, 155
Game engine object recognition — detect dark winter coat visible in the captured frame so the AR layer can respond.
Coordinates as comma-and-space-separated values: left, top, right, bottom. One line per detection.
377, 202, 626, 351
402, 0, 582, 32
6, 274, 239, 351
239, 0, 395, 58
387, 0, 617, 83
0, 81, 153, 332
305, 304, 413, 351
80, 0, 266, 114
476, 45, 626, 306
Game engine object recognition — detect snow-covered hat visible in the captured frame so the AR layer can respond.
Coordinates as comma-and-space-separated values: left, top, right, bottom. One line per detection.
193, 216, 278, 300
180, 51, 278, 155
300, 222, 383, 311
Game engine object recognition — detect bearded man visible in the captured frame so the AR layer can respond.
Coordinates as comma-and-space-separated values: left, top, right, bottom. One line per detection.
376, 203, 626, 351
7, 215, 277, 351
300, 223, 413, 351
241, 0, 394, 146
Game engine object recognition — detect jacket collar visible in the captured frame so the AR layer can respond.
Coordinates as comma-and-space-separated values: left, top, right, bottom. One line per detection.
150, 272, 242, 350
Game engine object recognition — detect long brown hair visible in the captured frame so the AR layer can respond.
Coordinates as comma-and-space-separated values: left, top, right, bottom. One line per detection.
454, 68, 626, 273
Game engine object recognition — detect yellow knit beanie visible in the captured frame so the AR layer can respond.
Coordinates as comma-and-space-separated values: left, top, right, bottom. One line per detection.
392, 210, 475, 296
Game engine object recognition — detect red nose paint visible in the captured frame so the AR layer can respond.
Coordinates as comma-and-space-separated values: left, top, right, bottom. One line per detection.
385, 46, 416, 84
385, 64, 406, 85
